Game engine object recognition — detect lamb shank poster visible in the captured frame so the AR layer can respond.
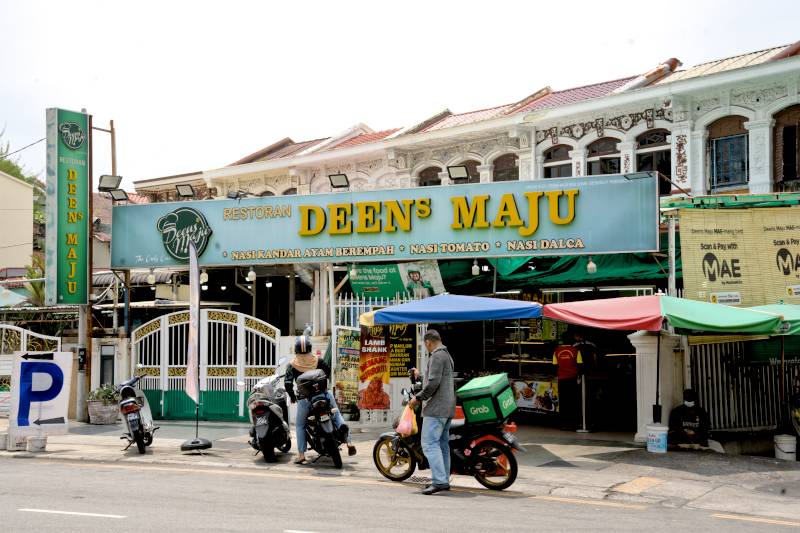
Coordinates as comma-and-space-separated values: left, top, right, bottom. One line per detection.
358, 326, 391, 410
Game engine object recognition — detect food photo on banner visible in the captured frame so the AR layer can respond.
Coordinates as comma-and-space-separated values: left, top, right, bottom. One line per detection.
512, 379, 559, 413
333, 327, 361, 418
349, 260, 445, 298
358, 326, 391, 411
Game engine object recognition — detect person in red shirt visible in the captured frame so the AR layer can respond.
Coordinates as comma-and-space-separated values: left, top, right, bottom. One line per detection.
552, 337, 583, 431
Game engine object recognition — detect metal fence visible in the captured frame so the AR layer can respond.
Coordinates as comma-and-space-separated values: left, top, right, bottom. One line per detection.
689, 339, 800, 431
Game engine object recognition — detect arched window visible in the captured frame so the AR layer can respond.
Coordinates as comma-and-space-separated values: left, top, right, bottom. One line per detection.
259, 190, 275, 197
418, 166, 442, 187
586, 138, 620, 176
774, 105, 800, 189
493, 153, 519, 182
543, 145, 572, 179
636, 129, 671, 195
708, 116, 748, 190
282, 188, 297, 195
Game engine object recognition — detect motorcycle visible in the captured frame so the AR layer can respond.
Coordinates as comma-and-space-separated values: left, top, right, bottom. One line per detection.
245, 371, 291, 463
116, 375, 157, 454
372, 376, 524, 490
296, 368, 348, 469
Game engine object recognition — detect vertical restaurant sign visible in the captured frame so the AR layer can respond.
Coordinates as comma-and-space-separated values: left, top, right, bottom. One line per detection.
45, 108, 89, 305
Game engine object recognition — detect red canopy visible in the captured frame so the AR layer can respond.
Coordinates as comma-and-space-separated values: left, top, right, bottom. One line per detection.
542, 295, 664, 331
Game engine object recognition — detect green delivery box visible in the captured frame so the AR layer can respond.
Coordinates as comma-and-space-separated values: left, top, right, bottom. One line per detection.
457, 373, 517, 424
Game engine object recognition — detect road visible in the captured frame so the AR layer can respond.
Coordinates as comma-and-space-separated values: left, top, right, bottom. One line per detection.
1, 459, 797, 532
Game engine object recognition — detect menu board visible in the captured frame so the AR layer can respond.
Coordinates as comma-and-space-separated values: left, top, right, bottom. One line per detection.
387, 324, 416, 378
334, 327, 360, 411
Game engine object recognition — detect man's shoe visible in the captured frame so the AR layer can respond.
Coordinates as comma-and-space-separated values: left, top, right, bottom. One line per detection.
347, 444, 357, 456
420, 484, 450, 495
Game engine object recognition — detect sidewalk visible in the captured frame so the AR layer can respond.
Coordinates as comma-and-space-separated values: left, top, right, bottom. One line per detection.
3, 417, 800, 521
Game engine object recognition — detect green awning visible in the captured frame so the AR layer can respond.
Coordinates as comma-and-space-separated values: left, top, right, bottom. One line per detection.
750, 304, 800, 336
662, 297, 782, 334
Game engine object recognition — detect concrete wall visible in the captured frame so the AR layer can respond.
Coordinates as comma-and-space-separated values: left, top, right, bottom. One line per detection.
0, 171, 33, 269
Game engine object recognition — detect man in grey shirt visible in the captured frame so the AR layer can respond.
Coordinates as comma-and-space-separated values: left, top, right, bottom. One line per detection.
408, 329, 455, 495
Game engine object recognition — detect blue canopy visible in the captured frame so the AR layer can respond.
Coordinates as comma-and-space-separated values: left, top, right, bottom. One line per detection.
360, 293, 542, 326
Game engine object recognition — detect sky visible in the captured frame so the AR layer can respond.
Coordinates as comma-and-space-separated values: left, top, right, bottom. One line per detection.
1, 0, 799, 190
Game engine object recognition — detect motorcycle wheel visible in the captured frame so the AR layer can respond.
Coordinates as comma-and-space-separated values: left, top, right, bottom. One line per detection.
325, 437, 343, 469
279, 437, 292, 453
134, 430, 146, 454
471, 440, 517, 491
259, 436, 276, 463
373, 437, 416, 482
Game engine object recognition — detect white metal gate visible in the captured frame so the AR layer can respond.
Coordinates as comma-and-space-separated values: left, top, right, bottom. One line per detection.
132, 310, 280, 420
0, 325, 61, 416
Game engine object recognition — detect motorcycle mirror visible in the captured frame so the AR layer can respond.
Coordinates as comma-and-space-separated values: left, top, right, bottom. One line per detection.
136, 363, 144, 369
277, 356, 288, 365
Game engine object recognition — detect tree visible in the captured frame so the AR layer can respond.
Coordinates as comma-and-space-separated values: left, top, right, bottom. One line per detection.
24, 254, 46, 307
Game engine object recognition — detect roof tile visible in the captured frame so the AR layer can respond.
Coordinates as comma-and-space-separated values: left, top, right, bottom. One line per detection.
514, 77, 636, 113
328, 128, 401, 150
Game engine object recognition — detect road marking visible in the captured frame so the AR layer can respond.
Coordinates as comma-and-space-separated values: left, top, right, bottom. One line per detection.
284, 530, 319, 533
19, 509, 126, 519
713, 513, 800, 527
613, 476, 664, 494
532, 495, 646, 510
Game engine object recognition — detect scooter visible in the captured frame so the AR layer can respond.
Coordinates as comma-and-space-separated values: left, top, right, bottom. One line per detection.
296, 368, 348, 469
116, 375, 157, 454
372, 376, 524, 490
246, 372, 291, 462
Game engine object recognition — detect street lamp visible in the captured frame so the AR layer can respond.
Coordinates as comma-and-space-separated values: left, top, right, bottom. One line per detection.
176, 184, 196, 198
98, 174, 122, 191
472, 259, 480, 276
246, 267, 257, 282
328, 173, 349, 189
200, 270, 209, 284
586, 257, 597, 274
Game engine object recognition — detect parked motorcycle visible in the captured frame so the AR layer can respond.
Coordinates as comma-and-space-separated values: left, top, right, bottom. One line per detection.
372, 376, 524, 490
116, 375, 157, 454
296, 368, 348, 469
246, 372, 291, 463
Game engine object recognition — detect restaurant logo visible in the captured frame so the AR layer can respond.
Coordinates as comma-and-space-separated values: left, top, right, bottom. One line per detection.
59, 122, 86, 150
156, 207, 213, 261
776, 248, 800, 276
702, 252, 741, 282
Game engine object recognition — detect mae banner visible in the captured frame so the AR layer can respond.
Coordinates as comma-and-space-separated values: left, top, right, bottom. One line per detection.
111, 173, 659, 268
45, 108, 90, 305
349, 260, 445, 298
681, 207, 800, 306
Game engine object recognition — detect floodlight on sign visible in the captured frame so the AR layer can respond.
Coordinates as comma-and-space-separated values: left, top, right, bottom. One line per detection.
109, 189, 128, 202
176, 184, 196, 198
328, 173, 349, 188
447, 165, 469, 181
98, 175, 122, 191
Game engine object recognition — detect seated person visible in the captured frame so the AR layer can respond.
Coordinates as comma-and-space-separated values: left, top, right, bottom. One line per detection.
668, 389, 711, 449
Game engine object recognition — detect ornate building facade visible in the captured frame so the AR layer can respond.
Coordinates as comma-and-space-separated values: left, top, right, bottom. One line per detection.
135, 42, 800, 200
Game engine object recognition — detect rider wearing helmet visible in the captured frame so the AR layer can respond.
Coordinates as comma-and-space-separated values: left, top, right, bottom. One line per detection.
284, 335, 356, 464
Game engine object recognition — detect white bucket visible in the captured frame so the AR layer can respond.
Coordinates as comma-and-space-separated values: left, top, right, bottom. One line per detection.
26, 436, 47, 453
646, 424, 668, 453
0, 432, 7, 451
775, 434, 797, 461
6, 432, 27, 452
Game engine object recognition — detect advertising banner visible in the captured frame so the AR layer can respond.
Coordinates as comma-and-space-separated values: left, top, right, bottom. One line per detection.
681, 207, 800, 306
45, 108, 90, 305
387, 324, 416, 378
333, 327, 360, 412
358, 326, 391, 410
349, 260, 445, 298
752, 207, 800, 304
111, 173, 660, 268
680, 209, 761, 306
10, 352, 73, 435
512, 378, 559, 413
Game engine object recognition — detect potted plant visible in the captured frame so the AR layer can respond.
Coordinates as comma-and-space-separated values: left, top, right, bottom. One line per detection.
88, 384, 119, 424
